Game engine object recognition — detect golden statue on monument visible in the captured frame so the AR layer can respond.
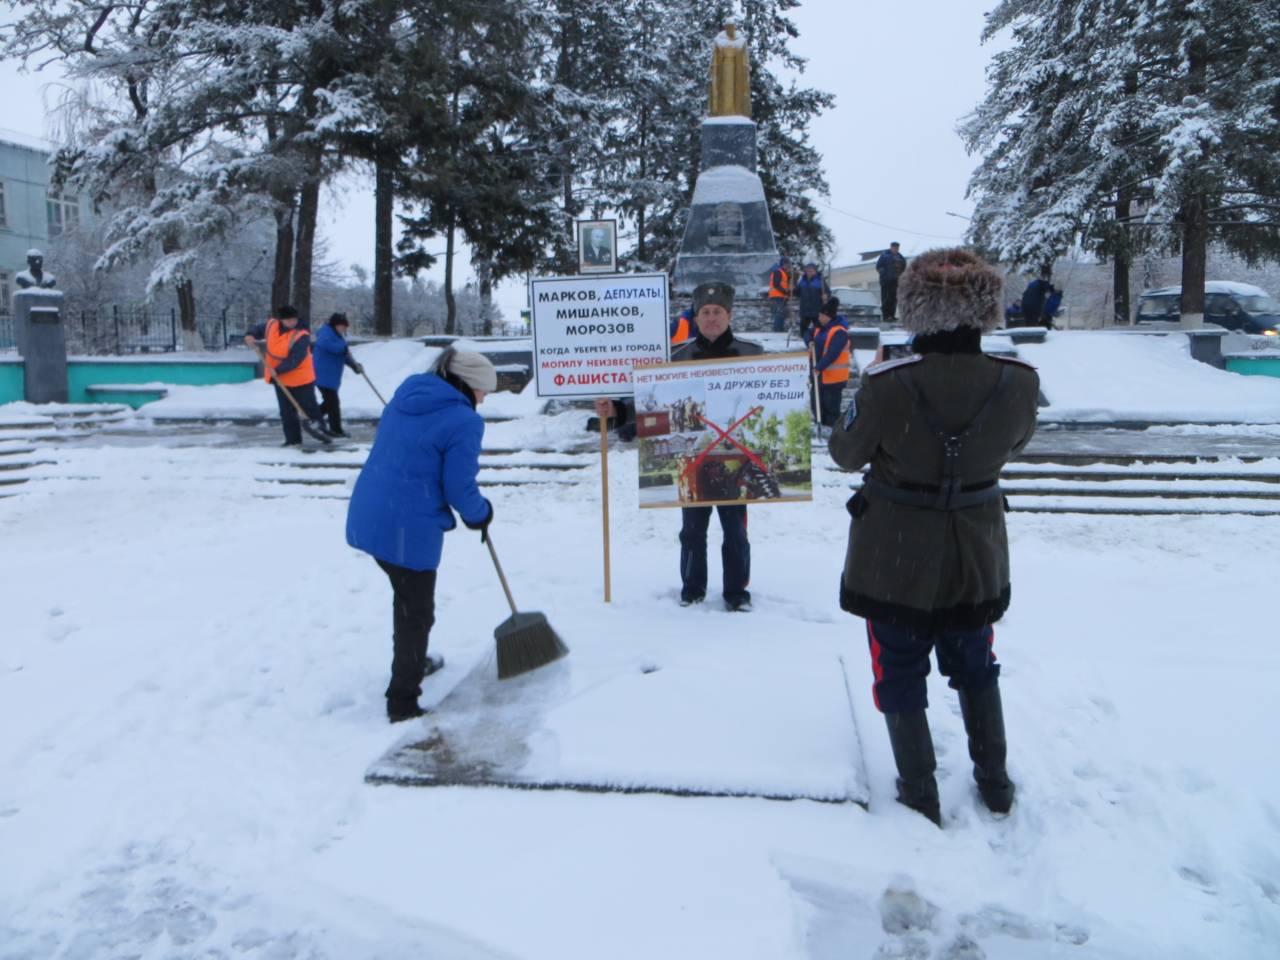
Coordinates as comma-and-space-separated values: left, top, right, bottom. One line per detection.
709, 22, 751, 118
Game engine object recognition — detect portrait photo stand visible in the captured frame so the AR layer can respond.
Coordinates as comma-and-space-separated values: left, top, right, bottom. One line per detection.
576, 218, 618, 275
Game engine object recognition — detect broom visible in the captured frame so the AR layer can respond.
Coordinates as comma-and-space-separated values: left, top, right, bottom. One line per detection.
485, 531, 569, 679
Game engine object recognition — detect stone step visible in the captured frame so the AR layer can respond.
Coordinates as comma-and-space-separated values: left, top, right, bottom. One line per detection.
0, 459, 55, 472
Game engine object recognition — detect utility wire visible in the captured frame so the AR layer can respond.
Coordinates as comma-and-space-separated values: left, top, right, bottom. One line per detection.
814, 198, 966, 241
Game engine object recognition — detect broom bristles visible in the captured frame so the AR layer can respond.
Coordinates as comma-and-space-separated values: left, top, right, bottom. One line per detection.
496, 613, 569, 680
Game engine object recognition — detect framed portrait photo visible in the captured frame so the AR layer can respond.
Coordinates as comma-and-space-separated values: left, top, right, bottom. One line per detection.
576, 219, 617, 274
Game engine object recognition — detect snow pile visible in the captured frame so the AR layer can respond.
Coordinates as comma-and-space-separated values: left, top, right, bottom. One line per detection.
1020, 331, 1280, 422
142, 338, 548, 421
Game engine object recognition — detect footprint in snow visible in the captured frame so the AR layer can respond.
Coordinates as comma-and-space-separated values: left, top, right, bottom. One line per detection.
878, 878, 940, 935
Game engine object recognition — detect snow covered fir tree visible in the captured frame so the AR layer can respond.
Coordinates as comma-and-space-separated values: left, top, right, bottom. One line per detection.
963, 0, 1280, 324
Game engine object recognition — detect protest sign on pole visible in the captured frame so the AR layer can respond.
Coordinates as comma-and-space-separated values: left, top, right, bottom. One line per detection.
530, 273, 670, 398
630, 352, 813, 509
530, 273, 670, 601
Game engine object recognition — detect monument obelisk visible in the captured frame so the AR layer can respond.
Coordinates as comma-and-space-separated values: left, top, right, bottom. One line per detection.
672, 23, 779, 297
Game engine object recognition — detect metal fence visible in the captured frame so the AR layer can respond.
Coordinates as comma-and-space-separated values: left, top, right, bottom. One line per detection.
0, 313, 12, 352
66, 307, 247, 355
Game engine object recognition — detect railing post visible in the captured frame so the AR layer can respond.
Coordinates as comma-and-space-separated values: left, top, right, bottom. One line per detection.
222, 308, 228, 350
171, 307, 177, 351
113, 305, 121, 354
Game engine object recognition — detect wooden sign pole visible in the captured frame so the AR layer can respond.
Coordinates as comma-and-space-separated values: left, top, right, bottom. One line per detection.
809, 342, 823, 425
599, 414, 612, 603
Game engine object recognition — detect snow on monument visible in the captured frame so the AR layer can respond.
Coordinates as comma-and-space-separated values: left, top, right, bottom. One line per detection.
673, 23, 779, 297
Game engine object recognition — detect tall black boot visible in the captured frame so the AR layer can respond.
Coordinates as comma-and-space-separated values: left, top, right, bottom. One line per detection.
958, 684, 1015, 814
884, 710, 941, 826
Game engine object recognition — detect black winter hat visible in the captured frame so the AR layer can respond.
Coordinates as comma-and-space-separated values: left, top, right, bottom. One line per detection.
692, 281, 735, 315
820, 297, 840, 318
327, 312, 349, 327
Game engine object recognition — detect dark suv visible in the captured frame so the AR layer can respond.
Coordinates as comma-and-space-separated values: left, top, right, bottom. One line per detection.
1136, 282, 1280, 335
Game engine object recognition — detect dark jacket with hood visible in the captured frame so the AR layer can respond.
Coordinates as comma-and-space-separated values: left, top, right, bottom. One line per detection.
829, 249, 1039, 631
346, 373, 489, 571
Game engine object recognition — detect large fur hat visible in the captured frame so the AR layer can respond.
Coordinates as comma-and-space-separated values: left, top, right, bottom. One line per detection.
898, 247, 1003, 334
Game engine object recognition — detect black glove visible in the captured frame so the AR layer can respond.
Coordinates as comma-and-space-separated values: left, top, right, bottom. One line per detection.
463, 499, 494, 542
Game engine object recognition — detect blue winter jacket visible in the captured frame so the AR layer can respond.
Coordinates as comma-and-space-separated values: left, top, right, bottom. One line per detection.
313, 324, 359, 389
1021, 278, 1054, 318
795, 273, 830, 318
345, 374, 489, 571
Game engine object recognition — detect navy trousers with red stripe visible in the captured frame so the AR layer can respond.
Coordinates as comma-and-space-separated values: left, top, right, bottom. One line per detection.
865, 620, 1000, 714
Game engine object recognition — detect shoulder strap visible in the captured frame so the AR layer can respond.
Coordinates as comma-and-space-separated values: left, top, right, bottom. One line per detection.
898, 362, 1011, 442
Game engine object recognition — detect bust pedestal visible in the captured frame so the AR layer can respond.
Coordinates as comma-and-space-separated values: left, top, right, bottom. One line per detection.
14, 288, 69, 403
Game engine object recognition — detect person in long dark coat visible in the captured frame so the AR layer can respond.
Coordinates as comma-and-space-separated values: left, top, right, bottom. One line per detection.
829, 248, 1039, 825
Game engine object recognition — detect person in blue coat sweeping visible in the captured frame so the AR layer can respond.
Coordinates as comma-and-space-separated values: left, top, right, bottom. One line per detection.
346, 347, 497, 722
313, 313, 364, 437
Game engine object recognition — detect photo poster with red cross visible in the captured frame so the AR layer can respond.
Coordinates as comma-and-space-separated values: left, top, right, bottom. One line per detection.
631, 353, 814, 509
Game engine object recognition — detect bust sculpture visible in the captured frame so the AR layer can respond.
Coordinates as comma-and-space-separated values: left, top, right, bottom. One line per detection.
709, 23, 751, 118
15, 248, 57, 289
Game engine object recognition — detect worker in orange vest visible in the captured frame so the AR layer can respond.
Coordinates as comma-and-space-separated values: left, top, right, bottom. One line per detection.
243, 305, 330, 446
768, 255, 792, 332
670, 307, 694, 345
808, 297, 851, 426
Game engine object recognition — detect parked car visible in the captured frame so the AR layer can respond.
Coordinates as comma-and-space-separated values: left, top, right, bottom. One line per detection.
1135, 281, 1280, 335
829, 286, 881, 323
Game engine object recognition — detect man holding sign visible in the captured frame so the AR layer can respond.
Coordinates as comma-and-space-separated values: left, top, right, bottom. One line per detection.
596, 281, 763, 611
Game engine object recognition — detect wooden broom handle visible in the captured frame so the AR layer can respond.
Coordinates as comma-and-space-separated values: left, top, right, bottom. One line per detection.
485, 532, 519, 615
251, 340, 309, 419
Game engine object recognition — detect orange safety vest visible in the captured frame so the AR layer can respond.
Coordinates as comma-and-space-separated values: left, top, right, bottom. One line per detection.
263, 319, 316, 387
813, 321, 851, 385
671, 312, 692, 344
768, 266, 791, 299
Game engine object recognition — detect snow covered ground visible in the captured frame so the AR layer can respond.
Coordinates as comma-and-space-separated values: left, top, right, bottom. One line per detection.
2, 424, 1279, 958
145, 339, 549, 422
137, 330, 1280, 427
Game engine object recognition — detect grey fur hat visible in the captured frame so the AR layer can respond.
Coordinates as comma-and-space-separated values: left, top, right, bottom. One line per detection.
437, 348, 497, 393
898, 247, 1003, 334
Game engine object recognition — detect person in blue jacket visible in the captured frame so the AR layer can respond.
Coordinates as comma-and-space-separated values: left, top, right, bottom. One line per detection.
1020, 270, 1056, 326
346, 347, 498, 722
794, 262, 831, 342
313, 313, 363, 437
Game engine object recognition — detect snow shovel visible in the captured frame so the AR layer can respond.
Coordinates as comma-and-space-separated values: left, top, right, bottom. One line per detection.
485, 531, 568, 679
360, 368, 388, 407
251, 341, 331, 444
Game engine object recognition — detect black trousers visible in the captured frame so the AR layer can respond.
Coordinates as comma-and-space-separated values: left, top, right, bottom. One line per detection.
273, 382, 322, 444
881, 281, 899, 322
799, 314, 819, 343
318, 385, 344, 435
812, 381, 845, 426
376, 559, 437, 704
865, 620, 1000, 713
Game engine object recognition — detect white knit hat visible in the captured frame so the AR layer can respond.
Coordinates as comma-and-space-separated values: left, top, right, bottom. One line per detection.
440, 348, 498, 393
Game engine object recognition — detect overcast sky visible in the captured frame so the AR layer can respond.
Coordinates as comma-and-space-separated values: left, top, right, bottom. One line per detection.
0, 0, 1001, 320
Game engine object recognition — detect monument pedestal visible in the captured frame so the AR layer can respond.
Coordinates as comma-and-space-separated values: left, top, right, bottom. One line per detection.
14, 288, 69, 404
674, 117, 779, 296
